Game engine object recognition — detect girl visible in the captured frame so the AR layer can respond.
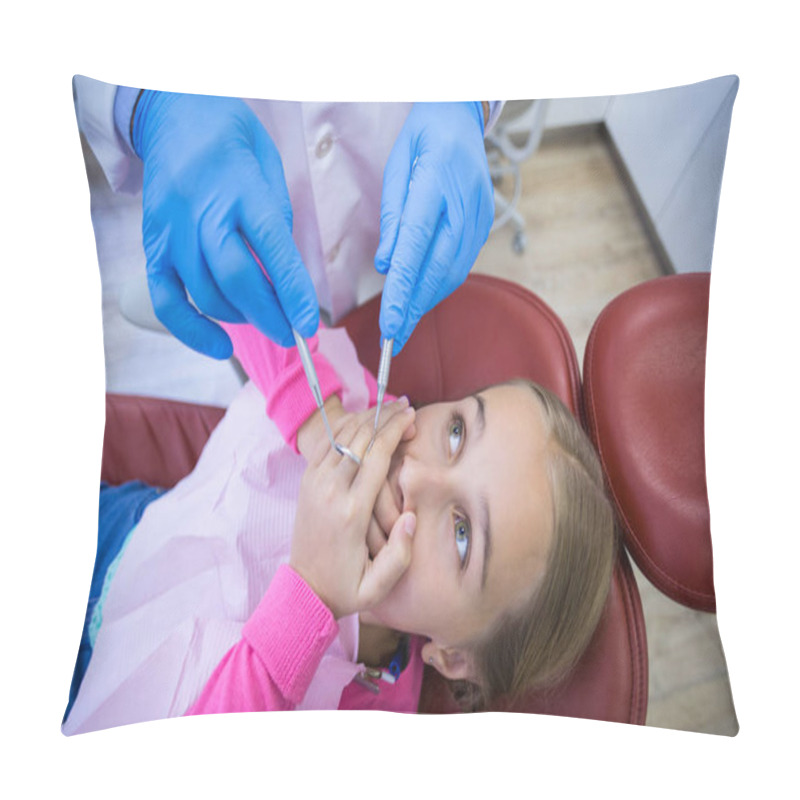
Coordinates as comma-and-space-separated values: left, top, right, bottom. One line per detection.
63, 321, 615, 733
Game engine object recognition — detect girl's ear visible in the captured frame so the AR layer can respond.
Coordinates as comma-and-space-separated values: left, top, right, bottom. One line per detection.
421, 640, 476, 682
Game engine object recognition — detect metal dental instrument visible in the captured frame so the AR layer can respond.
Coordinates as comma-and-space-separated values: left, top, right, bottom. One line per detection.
293, 329, 361, 465
369, 337, 394, 449
368, 159, 414, 449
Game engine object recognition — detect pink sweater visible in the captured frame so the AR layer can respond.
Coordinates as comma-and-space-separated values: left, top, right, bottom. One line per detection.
186, 323, 423, 716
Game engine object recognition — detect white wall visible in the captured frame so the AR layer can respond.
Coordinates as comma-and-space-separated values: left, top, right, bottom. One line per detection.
544, 95, 610, 128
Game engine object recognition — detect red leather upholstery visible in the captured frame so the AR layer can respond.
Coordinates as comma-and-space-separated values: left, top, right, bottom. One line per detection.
340, 273, 583, 417
101, 394, 224, 489
583, 273, 714, 612
100, 273, 648, 724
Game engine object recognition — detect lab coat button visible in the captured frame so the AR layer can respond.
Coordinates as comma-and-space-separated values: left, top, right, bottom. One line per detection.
327, 242, 341, 262
315, 133, 333, 159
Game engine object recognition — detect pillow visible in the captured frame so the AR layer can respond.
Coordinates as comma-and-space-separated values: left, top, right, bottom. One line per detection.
65, 74, 737, 735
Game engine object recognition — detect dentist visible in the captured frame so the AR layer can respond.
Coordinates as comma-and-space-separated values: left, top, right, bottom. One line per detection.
74, 78, 500, 359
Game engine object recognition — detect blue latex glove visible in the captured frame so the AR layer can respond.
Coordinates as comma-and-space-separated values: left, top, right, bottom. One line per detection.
131, 91, 319, 358
375, 102, 494, 352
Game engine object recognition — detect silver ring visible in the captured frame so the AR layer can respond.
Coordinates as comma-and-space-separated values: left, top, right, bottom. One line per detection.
335, 441, 362, 466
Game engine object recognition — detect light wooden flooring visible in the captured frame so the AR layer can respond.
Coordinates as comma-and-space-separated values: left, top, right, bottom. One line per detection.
474, 124, 738, 735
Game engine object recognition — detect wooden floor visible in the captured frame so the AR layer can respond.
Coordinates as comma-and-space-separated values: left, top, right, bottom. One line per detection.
474, 124, 738, 735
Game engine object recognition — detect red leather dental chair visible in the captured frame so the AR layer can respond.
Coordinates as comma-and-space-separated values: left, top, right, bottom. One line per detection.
100, 273, 649, 724
583, 272, 714, 613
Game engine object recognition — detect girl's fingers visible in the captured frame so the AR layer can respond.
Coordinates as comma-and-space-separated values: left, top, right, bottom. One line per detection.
401, 419, 417, 441
366, 515, 388, 559
369, 478, 401, 559
325, 413, 367, 478
372, 480, 401, 537
355, 404, 416, 497
328, 398, 412, 478
342, 397, 413, 479
319, 412, 361, 469
358, 512, 416, 609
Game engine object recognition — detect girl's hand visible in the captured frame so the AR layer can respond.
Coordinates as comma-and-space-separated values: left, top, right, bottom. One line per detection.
297, 396, 414, 559
367, 481, 403, 559
289, 399, 417, 619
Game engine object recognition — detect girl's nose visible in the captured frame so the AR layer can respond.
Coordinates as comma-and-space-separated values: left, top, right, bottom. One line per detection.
397, 454, 447, 509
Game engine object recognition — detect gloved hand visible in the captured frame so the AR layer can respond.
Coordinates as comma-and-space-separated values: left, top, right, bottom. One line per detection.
132, 91, 319, 358
375, 102, 494, 353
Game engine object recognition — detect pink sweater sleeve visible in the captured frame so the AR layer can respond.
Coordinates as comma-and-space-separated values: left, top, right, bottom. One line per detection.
221, 322, 343, 453
186, 565, 338, 715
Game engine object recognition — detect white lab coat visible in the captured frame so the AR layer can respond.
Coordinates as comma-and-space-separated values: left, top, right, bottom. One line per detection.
74, 76, 501, 324
74, 76, 410, 323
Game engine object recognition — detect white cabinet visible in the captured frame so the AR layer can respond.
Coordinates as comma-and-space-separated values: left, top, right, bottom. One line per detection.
543, 76, 738, 273
605, 76, 738, 273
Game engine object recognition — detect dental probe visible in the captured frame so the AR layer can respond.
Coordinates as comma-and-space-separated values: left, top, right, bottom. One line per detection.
370, 338, 394, 447
292, 329, 361, 465
369, 160, 414, 447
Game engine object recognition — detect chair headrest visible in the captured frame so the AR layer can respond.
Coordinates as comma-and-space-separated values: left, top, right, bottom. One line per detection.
341, 273, 583, 417
584, 273, 714, 612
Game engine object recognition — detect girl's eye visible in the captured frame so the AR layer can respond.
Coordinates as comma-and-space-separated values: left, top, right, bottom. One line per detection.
454, 515, 471, 568
448, 415, 464, 456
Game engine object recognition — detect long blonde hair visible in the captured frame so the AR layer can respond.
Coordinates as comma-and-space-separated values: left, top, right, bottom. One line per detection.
452, 380, 617, 711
